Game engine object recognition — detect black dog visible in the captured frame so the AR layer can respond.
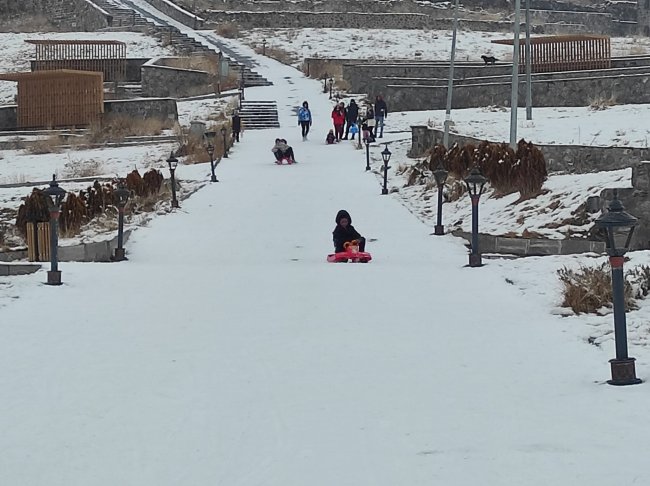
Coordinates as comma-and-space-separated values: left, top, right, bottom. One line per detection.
481, 55, 497, 65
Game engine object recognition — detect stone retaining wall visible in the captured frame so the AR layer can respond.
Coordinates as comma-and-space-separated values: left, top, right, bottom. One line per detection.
0, 230, 131, 264
104, 98, 178, 122
0, 263, 41, 276
408, 125, 650, 174
385, 72, 650, 112
453, 231, 605, 257
141, 58, 216, 98
0, 106, 17, 131
145, 0, 204, 28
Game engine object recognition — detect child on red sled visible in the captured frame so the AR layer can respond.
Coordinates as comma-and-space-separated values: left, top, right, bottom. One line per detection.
326, 129, 336, 144
332, 209, 366, 253
271, 138, 296, 163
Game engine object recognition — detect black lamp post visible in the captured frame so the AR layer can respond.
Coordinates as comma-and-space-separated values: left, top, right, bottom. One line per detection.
364, 137, 371, 171
433, 162, 448, 235
166, 152, 180, 209
381, 144, 391, 195
44, 174, 66, 285
594, 190, 642, 386
328, 77, 334, 99
206, 142, 218, 182
113, 183, 130, 262
239, 70, 245, 101
322, 73, 328, 93
464, 166, 487, 267
220, 126, 229, 158
262, 38, 267, 56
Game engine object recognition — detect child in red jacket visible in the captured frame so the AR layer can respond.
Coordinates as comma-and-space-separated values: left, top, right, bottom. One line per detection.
331, 103, 346, 142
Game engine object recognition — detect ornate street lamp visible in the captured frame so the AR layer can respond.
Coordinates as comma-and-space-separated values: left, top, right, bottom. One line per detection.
166, 152, 180, 209
322, 73, 329, 93
44, 174, 66, 285
328, 77, 334, 99
381, 144, 391, 195
364, 137, 371, 171
204, 130, 218, 182
464, 166, 487, 267
113, 182, 130, 262
433, 162, 449, 235
594, 189, 642, 386
262, 38, 267, 56
220, 126, 229, 159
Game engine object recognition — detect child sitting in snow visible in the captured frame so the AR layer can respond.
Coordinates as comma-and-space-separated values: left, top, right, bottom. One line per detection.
326, 129, 336, 144
332, 209, 366, 253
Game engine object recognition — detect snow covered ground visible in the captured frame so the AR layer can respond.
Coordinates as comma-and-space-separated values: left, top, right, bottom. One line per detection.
2, 9, 650, 485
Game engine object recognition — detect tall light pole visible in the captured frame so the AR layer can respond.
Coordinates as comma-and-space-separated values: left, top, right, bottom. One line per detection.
113, 183, 130, 262
443, 0, 460, 148
524, 0, 533, 120
166, 152, 180, 209
510, 0, 522, 149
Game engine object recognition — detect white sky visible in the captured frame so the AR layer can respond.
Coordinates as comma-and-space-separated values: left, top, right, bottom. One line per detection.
2, 7, 650, 485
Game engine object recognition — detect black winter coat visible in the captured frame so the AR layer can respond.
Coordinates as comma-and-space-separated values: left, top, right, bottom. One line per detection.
374, 99, 388, 117
333, 225, 362, 252
346, 102, 359, 122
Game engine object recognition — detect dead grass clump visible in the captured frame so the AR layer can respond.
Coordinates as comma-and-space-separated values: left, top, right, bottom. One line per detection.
558, 263, 650, 314
62, 158, 105, 178
255, 45, 297, 65
26, 135, 63, 155
589, 96, 618, 111
215, 22, 240, 38
15, 189, 50, 236
87, 116, 167, 143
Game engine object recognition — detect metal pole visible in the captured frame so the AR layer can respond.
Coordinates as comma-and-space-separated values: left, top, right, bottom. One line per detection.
170, 169, 179, 208
610, 258, 629, 360
47, 208, 62, 285
223, 133, 229, 158
510, 0, 521, 148
365, 142, 370, 171
114, 206, 126, 261
443, 0, 460, 148
525, 0, 533, 120
382, 164, 388, 195
469, 195, 481, 267
434, 184, 444, 235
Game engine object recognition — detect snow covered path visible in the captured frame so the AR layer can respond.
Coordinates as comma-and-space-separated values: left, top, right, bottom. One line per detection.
2, 14, 650, 486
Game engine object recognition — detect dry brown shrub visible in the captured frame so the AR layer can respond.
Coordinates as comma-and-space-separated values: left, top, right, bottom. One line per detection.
15, 189, 49, 236
60, 192, 88, 236
589, 96, 618, 111
62, 158, 105, 178
26, 135, 63, 155
254, 45, 297, 65
557, 263, 650, 314
215, 22, 240, 38
87, 116, 167, 143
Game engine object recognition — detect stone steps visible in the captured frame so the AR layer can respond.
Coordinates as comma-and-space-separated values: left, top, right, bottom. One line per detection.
239, 101, 280, 129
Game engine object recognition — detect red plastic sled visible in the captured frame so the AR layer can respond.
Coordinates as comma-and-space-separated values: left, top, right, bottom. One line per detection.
327, 249, 372, 263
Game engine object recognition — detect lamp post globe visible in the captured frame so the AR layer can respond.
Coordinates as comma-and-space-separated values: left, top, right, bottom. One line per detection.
433, 162, 448, 235
166, 152, 180, 209
45, 174, 66, 285
113, 183, 130, 261
220, 126, 229, 158
594, 189, 642, 386
381, 144, 391, 195
464, 166, 487, 267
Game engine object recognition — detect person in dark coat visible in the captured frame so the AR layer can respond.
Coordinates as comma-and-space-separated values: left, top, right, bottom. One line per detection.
374, 95, 388, 138
343, 99, 359, 140
332, 209, 366, 253
231, 111, 242, 142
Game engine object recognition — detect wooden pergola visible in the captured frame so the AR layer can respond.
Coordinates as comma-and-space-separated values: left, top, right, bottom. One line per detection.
0, 70, 104, 129
492, 35, 611, 73
27, 39, 127, 82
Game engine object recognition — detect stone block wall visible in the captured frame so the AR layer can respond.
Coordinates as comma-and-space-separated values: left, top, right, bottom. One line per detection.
145, 0, 204, 28
384, 72, 650, 112
141, 59, 216, 98
408, 125, 650, 174
640, 1, 650, 36
104, 98, 178, 122
0, 106, 17, 131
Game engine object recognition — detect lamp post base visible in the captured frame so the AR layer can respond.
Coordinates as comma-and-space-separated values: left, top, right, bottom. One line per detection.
381, 188, 388, 195
434, 224, 445, 235
46, 270, 62, 286
113, 247, 127, 262
608, 358, 642, 386
469, 253, 482, 267
171, 200, 180, 209
211, 175, 218, 183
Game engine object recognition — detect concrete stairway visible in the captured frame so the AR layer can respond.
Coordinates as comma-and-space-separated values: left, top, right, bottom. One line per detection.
239, 101, 280, 130
95, 0, 271, 88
